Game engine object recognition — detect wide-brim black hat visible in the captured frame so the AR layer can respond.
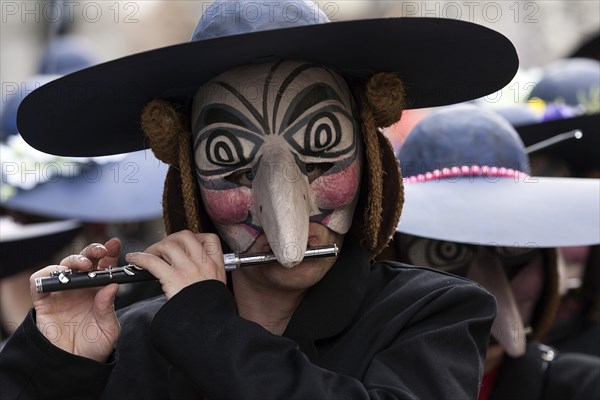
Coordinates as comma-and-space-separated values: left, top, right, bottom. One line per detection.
515, 58, 600, 176
2, 78, 167, 222
516, 114, 599, 176
494, 104, 599, 176
17, 1, 518, 157
0, 217, 82, 278
569, 31, 600, 60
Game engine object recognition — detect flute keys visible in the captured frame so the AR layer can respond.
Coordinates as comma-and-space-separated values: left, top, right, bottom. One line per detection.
58, 272, 71, 284
49, 268, 72, 284
50, 268, 71, 277
123, 266, 134, 276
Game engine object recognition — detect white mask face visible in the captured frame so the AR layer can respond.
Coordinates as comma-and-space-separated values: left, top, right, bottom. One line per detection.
192, 61, 362, 267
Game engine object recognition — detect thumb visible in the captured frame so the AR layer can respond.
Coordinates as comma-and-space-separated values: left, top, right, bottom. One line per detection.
94, 283, 119, 322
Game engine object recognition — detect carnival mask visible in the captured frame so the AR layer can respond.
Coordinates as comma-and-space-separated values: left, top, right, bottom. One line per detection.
192, 61, 362, 267
401, 236, 545, 358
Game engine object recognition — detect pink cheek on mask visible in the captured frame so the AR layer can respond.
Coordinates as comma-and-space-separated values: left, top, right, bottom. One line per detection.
202, 187, 252, 225
311, 160, 360, 209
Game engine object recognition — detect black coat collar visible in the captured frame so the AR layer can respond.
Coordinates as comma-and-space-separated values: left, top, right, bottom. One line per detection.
283, 234, 370, 360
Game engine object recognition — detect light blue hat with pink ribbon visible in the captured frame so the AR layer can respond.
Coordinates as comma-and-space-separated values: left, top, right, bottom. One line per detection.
396, 104, 600, 248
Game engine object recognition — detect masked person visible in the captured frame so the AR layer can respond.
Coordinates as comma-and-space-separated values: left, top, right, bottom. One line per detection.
0, 1, 519, 399
511, 58, 600, 357
392, 104, 600, 400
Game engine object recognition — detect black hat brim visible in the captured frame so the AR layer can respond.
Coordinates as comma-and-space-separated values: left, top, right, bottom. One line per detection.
0, 219, 82, 278
17, 18, 518, 156
516, 114, 600, 176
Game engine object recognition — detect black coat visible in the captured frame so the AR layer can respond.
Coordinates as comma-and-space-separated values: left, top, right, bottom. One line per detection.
0, 237, 496, 400
489, 342, 600, 400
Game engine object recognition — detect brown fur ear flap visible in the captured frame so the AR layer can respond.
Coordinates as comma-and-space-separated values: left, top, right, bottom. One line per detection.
162, 166, 188, 235
373, 130, 404, 257
141, 99, 199, 233
364, 73, 406, 128
354, 73, 406, 258
163, 165, 221, 242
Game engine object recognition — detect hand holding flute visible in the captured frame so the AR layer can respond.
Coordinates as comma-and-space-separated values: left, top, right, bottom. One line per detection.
30, 232, 230, 362
30, 237, 123, 363
29, 231, 339, 363
30, 231, 232, 363
36, 245, 338, 294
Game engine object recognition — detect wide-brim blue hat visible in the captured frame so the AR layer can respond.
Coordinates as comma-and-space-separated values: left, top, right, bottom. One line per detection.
396, 104, 600, 247
37, 34, 98, 76
1, 142, 167, 222
17, 0, 518, 157
527, 58, 599, 105
0, 217, 82, 278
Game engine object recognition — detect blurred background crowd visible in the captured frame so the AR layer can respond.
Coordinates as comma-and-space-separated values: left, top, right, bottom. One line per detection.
2, 1, 599, 147
2, 1, 599, 95
1, 2, 599, 398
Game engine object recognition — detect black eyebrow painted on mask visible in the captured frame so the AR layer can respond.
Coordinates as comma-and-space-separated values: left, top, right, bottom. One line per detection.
195, 104, 259, 132
272, 62, 341, 133
280, 83, 343, 131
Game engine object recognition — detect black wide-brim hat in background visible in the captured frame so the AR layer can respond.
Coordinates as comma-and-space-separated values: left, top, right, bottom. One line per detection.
0, 217, 82, 278
569, 31, 600, 60
516, 114, 599, 176
494, 105, 599, 177
17, 0, 518, 157
516, 58, 600, 176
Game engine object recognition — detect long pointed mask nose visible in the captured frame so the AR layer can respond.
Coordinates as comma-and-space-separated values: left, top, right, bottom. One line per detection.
468, 249, 527, 358
253, 150, 310, 268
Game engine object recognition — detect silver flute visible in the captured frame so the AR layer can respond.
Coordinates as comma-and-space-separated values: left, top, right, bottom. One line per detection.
35, 244, 339, 293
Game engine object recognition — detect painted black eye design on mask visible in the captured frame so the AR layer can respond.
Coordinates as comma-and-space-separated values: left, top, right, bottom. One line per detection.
206, 130, 247, 166
428, 240, 473, 271
277, 71, 356, 159
195, 128, 263, 176
194, 104, 264, 177
194, 62, 357, 178
303, 112, 342, 155
405, 237, 474, 274
284, 105, 355, 158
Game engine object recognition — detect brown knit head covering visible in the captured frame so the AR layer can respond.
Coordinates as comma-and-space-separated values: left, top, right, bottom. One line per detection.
140, 68, 405, 259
